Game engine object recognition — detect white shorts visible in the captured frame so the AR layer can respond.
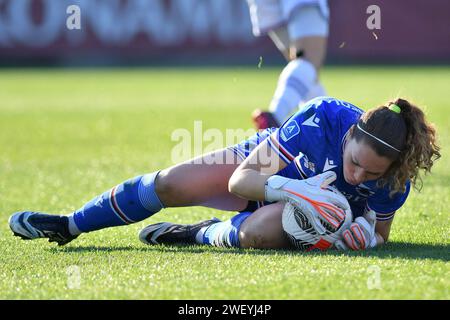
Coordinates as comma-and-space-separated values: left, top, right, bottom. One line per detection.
247, 0, 329, 39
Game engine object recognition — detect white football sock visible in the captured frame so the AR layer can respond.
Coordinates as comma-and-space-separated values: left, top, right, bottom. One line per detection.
67, 215, 82, 236
195, 226, 208, 244
269, 58, 317, 124
305, 81, 327, 102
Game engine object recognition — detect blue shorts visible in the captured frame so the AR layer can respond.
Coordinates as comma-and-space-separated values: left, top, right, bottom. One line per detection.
228, 128, 303, 213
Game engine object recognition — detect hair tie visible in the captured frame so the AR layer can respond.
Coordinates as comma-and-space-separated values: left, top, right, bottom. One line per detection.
389, 104, 401, 114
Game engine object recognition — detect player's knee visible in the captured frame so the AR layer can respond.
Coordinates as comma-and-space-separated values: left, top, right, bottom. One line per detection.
154, 169, 178, 204
239, 203, 286, 249
239, 222, 262, 249
239, 217, 275, 249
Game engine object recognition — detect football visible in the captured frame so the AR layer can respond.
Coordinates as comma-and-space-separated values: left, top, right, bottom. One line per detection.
282, 187, 353, 251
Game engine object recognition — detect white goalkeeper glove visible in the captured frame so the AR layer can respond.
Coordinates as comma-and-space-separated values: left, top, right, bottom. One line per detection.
334, 210, 377, 251
265, 171, 350, 235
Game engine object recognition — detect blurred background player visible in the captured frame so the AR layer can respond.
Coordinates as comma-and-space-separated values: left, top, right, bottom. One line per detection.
247, 0, 330, 129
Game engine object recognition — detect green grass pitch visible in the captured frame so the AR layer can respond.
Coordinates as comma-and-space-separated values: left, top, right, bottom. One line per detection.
0, 66, 448, 299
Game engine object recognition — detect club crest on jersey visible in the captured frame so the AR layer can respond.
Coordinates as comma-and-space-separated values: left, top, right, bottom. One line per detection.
280, 120, 300, 142
302, 155, 316, 173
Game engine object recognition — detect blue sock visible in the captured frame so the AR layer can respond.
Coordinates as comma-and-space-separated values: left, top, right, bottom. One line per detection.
202, 211, 252, 248
70, 171, 164, 233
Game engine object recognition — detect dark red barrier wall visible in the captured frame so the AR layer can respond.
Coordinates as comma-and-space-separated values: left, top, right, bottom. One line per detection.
0, 0, 448, 65
328, 0, 450, 63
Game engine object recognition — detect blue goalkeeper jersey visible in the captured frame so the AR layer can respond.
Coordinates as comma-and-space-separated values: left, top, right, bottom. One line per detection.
234, 97, 410, 221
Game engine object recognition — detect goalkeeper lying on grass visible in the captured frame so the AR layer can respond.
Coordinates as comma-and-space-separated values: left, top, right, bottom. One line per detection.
9, 97, 440, 251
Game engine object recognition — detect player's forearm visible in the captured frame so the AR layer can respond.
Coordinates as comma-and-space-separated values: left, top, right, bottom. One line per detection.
375, 218, 392, 246
228, 168, 269, 201
375, 232, 385, 247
